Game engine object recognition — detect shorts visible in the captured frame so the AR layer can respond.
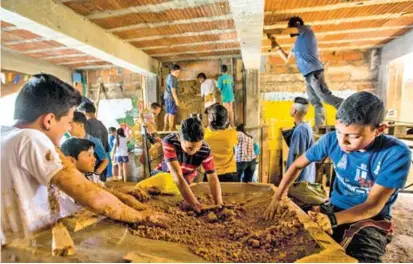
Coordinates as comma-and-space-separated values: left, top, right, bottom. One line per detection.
115, 156, 129, 163
165, 98, 177, 115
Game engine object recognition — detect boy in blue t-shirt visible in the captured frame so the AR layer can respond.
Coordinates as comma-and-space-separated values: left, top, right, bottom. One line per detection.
265, 92, 411, 262
217, 64, 234, 124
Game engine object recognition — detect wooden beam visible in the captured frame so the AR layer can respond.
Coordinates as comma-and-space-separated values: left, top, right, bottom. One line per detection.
86, 0, 227, 20
74, 64, 114, 70
126, 29, 237, 42
264, 12, 413, 30
265, 0, 413, 15
20, 46, 72, 54
1, 0, 158, 75
108, 14, 233, 32
265, 25, 413, 39
51, 222, 75, 256
149, 48, 240, 57
159, 54, 242, 62
58, 59, 102, 65
141, 39, 240, 51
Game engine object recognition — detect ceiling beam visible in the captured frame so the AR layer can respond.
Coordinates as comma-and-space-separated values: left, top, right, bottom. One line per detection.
126, 29, 237, 42
159, 54, 242, 62
1, 0, 158, 75
151, 48, 240, 57
228, 0, 265, 69
265, 12, 413, 30
262, 37, 395, 48
141, 39, 240, 51
58, 59, 103, 65
108, 14, 233, 32
266, 25, 413, 39
86, 0, 227, 20
73, 64, 114, 70
265, 0, 413, 15
20, 46, 73, 54
262, 44, 382, 55
42, 53, 91, 60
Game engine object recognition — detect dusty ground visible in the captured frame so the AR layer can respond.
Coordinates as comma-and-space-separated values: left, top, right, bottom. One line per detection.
382, 193, 413, 263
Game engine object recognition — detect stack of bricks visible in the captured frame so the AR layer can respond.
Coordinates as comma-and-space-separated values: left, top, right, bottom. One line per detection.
85, 67, 143, 100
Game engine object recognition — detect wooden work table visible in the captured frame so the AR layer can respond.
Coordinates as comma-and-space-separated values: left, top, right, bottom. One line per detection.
1, 183, 356, 263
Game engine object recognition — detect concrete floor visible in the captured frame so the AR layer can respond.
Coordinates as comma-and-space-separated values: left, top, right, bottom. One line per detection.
382, 193, 413, 263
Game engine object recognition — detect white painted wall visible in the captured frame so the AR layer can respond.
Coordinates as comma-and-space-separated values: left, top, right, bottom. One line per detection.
1, 49, 72, 84
377, 29, 413, 102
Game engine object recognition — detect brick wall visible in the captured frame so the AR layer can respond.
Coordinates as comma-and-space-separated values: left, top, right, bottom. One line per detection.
261, 49, 380, 95
85, 67, 144, 101
161, 58, 244, 125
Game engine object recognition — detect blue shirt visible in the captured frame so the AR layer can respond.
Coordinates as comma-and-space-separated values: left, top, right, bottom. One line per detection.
306, 132, 411, 217
287, 122, 315, 183
109, 135, 115, 152
217, 74, 234, 103
85, 134, 107, 164
164, 74, 179, 101
293, 25, 324, 76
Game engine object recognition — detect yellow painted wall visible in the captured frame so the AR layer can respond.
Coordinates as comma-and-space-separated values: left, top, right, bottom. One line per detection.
262, 101, 337, 150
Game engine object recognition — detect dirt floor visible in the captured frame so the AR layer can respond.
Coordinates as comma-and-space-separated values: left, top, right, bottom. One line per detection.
382, 193, 413, 263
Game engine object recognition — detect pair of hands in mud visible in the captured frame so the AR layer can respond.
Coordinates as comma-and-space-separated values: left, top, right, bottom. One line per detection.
263, 197, 333, 235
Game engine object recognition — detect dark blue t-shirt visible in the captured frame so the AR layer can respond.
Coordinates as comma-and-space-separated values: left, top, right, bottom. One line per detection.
306, 132, 411, 217
287, 122, 315, 183
293, 25, 324, 76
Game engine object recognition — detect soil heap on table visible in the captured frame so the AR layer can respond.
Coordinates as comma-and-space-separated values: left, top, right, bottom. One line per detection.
128, 192, 320, 263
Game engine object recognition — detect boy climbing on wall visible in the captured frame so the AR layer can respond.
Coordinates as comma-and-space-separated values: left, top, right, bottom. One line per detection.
265, 92, 411, 262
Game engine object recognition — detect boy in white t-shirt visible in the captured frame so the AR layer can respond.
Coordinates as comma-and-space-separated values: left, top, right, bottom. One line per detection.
0, 74, 168, 245
197, 72, 217, 109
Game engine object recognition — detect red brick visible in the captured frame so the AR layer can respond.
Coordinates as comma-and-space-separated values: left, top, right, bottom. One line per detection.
271, 66, 288, 74
343, 51, 364, 61
327, 73, 352, 82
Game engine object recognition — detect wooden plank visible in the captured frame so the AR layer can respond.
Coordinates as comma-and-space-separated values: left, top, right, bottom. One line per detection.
123, 251, 178, 263
52, 222, 75, 256
62, 209, 104, 233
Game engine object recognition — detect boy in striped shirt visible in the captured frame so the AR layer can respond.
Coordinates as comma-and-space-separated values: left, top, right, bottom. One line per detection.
153, 117, 223, 212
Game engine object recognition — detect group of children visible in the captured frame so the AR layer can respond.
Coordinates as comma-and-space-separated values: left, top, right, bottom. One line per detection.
1, 71, 411, 263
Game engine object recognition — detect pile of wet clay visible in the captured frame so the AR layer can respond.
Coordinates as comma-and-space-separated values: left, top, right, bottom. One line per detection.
128, 193, 320, 263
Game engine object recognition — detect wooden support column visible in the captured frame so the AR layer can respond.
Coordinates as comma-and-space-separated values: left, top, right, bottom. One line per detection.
245, 69, 260, 131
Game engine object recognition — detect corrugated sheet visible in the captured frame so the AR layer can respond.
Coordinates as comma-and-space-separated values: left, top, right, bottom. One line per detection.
91, 2, 231, 29
265, 2, 413, 24
145, 42, 240, 55
114, 19, 234, 39
131, 32, 238, 48
63, 0, 168, 16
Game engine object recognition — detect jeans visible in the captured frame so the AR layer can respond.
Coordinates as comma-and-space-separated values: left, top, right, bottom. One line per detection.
319, 202, 391, 263
236, 159, 257, 182
305, 70, 343, 126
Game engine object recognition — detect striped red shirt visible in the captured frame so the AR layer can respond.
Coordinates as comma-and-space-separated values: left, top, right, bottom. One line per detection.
155, 133, 215, 183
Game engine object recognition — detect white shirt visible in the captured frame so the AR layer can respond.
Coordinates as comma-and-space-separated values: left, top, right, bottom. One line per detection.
114, 136, 128, 156
1, 126, 78, 245
200, 79, 217, 108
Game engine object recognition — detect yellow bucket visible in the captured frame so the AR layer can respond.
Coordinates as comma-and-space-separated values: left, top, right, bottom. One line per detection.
135, 172, 181, 195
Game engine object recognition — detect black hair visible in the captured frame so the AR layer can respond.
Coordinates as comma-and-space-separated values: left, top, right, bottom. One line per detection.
236, 124, 253, 138
150, 102, 161, 110
288, 16, 304, 28
197, 72, 207, 79
73, 111, 87, 126
116, 128, 126, 147
208, 103, 228, 130
61, 138, 95, 160
336, 92, 385, 128
78, 101, 96, 113
108, 127, 116, 133
14, 73, 81, 123
294, 97, 309, 105
180, 117, 204, 142
171, 64, 180, 71
221, 65, 228, 73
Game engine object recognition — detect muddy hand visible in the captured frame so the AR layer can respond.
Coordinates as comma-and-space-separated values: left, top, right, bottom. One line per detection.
138, 211, 170, 229
308, 211, 333, 235
264, 197, 281, 220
